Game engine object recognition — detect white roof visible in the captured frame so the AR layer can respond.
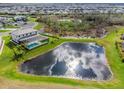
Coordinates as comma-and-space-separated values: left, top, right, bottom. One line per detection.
11, 28, 37, 36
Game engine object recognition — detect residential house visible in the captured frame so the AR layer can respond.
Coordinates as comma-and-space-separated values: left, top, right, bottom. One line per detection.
11, 28, 49, 50
14, 16, 27, 22
13, 16, 27, 26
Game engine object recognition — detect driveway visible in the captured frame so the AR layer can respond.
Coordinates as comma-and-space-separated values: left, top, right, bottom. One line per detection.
0, 22, 37, 37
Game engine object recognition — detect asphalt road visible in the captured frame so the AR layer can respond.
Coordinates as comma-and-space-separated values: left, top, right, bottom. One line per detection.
0, 22, 37, 37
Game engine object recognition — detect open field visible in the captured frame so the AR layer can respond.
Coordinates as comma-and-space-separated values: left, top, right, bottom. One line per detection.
0, 26, 124, 88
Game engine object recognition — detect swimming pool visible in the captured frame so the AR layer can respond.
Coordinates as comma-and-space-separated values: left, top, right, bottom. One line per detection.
27, 43, 39, 50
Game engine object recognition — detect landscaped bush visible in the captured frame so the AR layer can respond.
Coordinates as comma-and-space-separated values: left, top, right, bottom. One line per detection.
122, 58, 124, 63
115, 41, 124, 63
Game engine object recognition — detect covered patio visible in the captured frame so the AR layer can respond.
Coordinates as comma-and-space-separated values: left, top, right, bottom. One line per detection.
19, 35, 49, 50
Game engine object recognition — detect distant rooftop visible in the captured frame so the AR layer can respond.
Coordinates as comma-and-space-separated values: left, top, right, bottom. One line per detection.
11, 28, 37, 36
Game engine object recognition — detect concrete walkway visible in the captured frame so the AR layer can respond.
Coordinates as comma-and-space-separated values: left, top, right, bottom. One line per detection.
0, 40, 4, 55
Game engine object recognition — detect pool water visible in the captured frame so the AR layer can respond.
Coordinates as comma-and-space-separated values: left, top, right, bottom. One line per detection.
20, 42, 112, 81
27, 43, 39, 50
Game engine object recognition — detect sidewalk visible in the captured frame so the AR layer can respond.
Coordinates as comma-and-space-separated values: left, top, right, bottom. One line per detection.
0, 40, 4, 55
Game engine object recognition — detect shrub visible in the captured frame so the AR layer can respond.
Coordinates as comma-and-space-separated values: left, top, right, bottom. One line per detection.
122, 58, 124, 63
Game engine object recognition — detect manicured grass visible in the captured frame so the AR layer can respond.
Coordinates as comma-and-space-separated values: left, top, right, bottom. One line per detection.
1, 26, 124, 88
0, 30, 10, 32
5, 25, 19, 28
34, 23, 43, 30
28, 17, 36, 22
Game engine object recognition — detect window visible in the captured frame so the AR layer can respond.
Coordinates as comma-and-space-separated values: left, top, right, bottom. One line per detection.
26, 33, 28, 36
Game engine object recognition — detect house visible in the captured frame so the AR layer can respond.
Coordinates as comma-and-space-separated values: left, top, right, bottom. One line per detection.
11, 28, 49, 50
14, 16, 27, 22
13, 16, 27, 26
0, 17, 6, 22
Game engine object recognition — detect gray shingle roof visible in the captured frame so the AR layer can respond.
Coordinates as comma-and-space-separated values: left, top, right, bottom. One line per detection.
11, 28, 37, 36
19, 35, 48, 43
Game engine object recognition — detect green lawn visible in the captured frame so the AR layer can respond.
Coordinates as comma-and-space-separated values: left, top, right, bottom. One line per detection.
28, 17, 37, 22
34, 23, 43, 30
5, 25, 19, 28
0, 30, 10, 32
1, 26, 124, 88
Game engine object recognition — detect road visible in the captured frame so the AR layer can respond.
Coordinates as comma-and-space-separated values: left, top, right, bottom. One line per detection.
0, 22, 37, 37
0, 29, 15, 37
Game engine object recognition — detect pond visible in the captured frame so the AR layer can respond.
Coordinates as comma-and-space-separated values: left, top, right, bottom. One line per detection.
20, 42, 112, 81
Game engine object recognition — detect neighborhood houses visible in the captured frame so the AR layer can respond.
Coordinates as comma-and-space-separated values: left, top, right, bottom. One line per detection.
0, 15, 27, 29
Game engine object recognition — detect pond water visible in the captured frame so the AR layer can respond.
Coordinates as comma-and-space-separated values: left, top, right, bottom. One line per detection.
20, 42, 112, 81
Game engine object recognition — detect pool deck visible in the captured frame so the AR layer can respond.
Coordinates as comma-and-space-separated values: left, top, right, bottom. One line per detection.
26, 41, 49, 50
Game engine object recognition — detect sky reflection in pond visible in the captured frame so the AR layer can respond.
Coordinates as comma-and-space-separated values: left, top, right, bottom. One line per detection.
20, 42, 112, 80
